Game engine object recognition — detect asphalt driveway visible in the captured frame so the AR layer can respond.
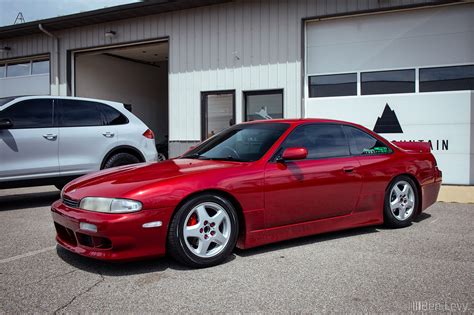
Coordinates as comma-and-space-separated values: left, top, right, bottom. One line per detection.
0, 186, 472, 313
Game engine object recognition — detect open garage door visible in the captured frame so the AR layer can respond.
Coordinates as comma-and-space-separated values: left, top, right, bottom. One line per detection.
74, 41, 169, 158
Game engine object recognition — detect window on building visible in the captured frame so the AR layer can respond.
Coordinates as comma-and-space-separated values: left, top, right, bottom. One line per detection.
308, 73, 357, 98
0, 64, 5, 78
59, 99, 102, 127
343, 125, 392, 155
282, 124, 350, 159
420, 65, 474, 92
201, 91, 235, 140
361, 69, 415, 95
0, 99, 53, 129
6, 61, 30, 77
31, 60, 49, 75
244, 89, 283, 121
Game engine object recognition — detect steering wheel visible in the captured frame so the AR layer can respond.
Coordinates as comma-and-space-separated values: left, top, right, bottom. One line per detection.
221, 146, 240, 159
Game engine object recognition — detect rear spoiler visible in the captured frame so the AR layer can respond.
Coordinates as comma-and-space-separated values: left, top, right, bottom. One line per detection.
392, 141, 431, 153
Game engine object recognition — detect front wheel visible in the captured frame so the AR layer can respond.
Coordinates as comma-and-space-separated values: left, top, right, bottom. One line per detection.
384, 176, 418, 228
167, 194, 239, 268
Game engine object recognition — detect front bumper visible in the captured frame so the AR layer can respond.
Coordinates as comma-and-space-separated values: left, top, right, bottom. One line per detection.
51, 200, 172, 261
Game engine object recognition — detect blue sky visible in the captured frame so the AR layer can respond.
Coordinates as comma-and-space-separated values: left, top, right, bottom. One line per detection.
0, 0, 140, 27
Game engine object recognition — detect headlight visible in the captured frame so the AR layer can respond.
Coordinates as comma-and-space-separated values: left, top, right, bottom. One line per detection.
79, 197, 142, 213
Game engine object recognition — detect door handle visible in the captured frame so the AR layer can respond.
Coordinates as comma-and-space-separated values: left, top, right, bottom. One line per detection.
102, 132, 115, 138
343, 166, 355, 173
43, 134, 57, 141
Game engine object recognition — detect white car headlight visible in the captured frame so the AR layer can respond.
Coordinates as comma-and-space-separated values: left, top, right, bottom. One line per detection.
79, 197, 142, 213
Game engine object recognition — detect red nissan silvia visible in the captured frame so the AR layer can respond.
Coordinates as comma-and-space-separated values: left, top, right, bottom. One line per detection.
51, 119, 442, 267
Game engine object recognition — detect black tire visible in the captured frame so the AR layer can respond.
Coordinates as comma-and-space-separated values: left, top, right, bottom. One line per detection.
383, 175, 419, 228
167, 194, 239, 268
103, 152, 140, 169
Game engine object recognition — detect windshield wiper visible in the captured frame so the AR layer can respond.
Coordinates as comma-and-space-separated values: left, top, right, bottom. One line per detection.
182, 153, 211, 160
206, 156, 247, 162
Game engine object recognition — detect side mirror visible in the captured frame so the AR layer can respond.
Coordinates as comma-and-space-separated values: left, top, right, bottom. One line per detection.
0, 118, 13, 129
279, 147, 308, 162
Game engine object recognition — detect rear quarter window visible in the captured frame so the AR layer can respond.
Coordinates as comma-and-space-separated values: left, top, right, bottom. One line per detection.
343, 125, 392, 155
98, 104, 129, 125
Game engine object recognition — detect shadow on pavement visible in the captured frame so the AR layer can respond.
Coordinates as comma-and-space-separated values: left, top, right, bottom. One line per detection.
413, 212, 431, 223
56, 246, 237, 276
235, 226, 379, 257
0, 191, 60, 211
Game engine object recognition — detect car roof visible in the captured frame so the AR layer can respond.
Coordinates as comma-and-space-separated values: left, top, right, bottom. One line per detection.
0, 95, 124, 110
241, 118, 361, 127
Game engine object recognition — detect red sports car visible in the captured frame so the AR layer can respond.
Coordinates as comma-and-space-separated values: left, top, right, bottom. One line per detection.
51, 119, 442, 267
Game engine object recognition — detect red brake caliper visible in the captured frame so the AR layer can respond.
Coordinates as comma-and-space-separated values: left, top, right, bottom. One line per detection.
187, 213, 198, 226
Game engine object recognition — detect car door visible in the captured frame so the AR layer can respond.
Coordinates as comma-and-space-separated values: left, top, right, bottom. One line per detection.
57, 99, 118, 175
264, 123, 362, 228
342, 125, 395, 213
0, 98, 59, 180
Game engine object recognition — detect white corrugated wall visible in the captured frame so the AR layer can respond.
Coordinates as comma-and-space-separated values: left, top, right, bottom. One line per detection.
0, 0, 434, 153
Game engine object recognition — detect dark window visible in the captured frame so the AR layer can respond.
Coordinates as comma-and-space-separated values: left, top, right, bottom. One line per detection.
343, 126, 392, 155
59, 99, 102, 127
361, 69, 414, 95
0, 96, 17, 107
282, 124, 350, 159
0, 99, 53, 129
7, 61, 30, 77
31, 60, 49, 75
98, 103, 128, 125
0, 64, 5, 78
309, 73, 357, 98
420, 65, 474, 92
183, 123, 289, 162
244, 90, 283, 121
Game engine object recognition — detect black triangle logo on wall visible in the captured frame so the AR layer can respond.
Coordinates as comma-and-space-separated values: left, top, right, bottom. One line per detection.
373, 103, 403, 133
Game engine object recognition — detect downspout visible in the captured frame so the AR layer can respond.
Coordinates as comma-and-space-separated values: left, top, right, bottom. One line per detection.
38, 24, 60, 95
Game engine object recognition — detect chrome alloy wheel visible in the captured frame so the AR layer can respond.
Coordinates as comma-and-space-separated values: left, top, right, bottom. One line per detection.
389, 180, 415, 221
183, 202, 231, 258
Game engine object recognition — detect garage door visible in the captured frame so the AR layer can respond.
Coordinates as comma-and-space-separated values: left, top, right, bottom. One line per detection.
0, 57, 50, 98
306, 4, 472, 76
304, 4, 474, 185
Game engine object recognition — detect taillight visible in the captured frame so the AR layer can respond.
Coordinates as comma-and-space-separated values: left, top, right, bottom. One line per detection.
143, 129, 154, 139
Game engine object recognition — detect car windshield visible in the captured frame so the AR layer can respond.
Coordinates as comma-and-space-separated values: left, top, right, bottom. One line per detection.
182, 123, 289, 162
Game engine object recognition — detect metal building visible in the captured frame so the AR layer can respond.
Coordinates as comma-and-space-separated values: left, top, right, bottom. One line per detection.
0, 0, 473, 184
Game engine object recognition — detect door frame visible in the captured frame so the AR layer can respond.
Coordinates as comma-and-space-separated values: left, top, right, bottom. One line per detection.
200, 90, 236, 141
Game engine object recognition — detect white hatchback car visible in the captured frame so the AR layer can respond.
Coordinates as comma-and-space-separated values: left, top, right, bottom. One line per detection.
0, 96, 158, 189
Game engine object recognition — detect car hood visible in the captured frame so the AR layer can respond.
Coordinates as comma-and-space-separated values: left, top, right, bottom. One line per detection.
64, 159, 244, 200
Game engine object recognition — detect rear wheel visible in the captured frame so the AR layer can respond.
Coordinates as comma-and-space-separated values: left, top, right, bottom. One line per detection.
167, 194, 239, 268
384, 176, 418, 228
103, 152, 140, 169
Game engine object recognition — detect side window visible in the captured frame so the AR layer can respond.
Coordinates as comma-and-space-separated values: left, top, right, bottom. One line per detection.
97, 103, 128, 125
282, 124, 350, 159
59, 100, 103, 127
343, 126, 392, 155
0, 99, 53, 129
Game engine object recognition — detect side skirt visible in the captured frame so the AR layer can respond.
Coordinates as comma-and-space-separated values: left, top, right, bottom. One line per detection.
237, 210, 383, 250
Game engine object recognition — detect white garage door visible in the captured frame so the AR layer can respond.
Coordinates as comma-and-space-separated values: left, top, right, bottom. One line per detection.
304, 4, 474, 185
306, 4, 473, 76
0, 57, 50, 98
